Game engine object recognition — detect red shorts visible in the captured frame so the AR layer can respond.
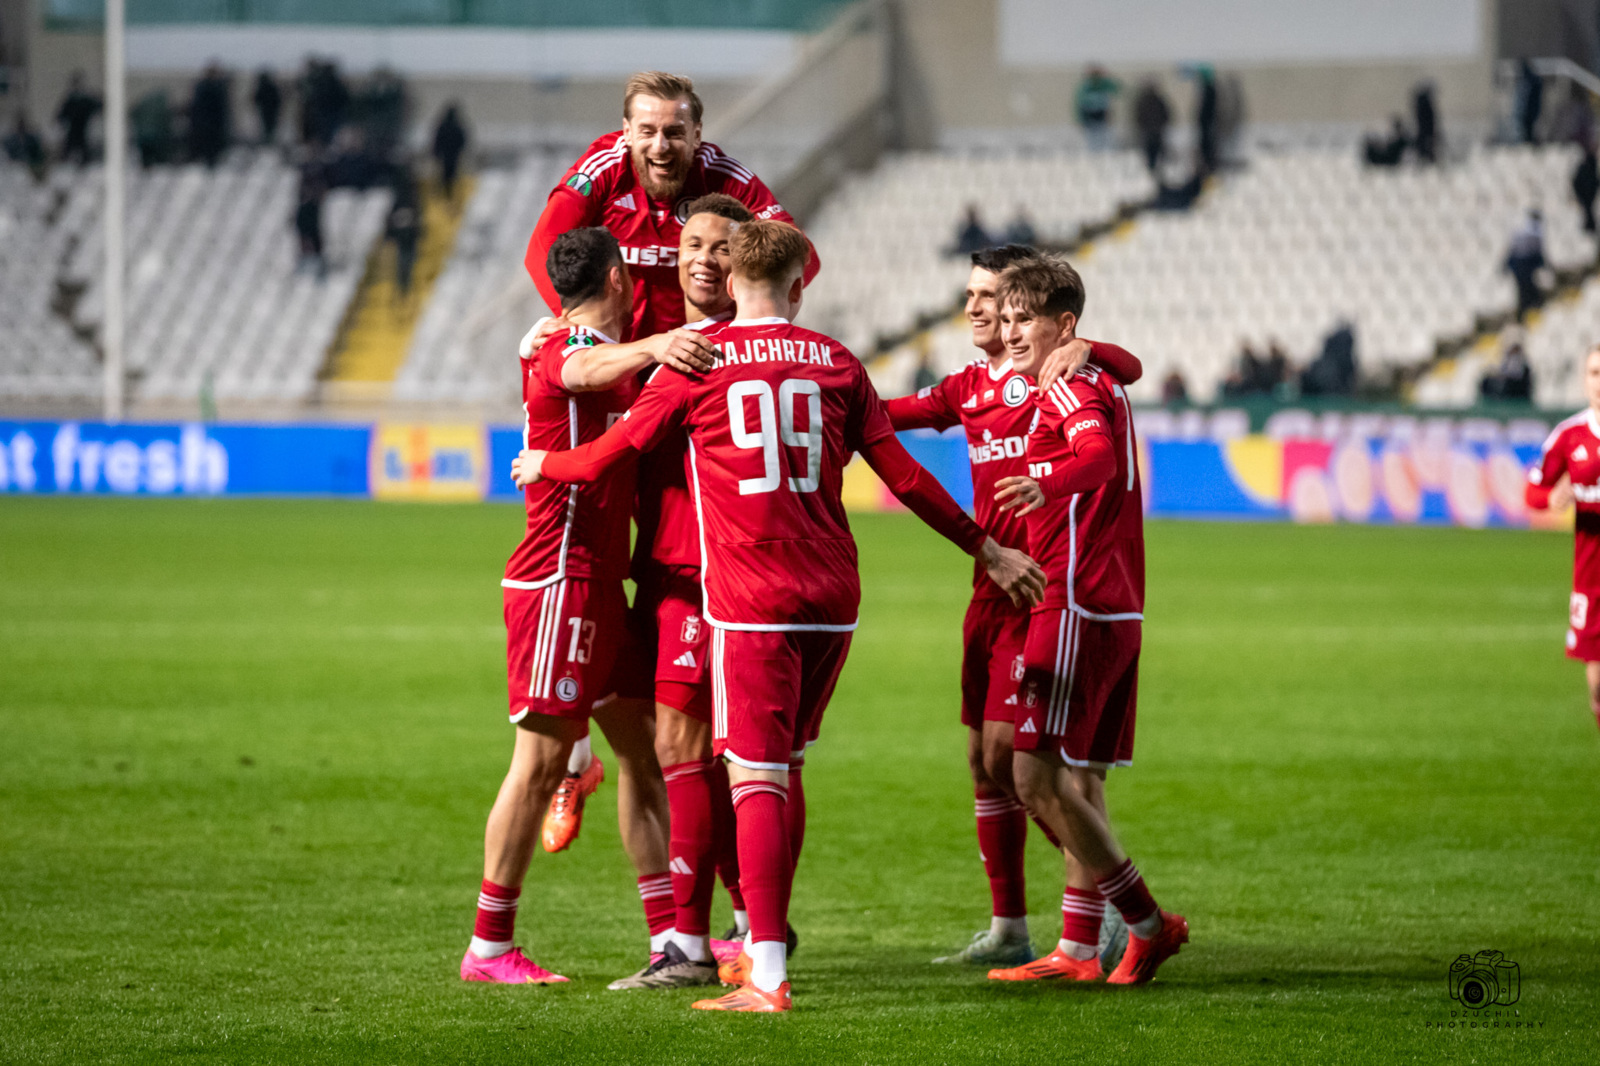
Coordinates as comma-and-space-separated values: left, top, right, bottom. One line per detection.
960, 594, 1030, 728
1015, 609, 1140, 769
614, 566, 713, 720
710, 627, 852, 770
1567, 589, 1600, 661
504, 578, 629, 724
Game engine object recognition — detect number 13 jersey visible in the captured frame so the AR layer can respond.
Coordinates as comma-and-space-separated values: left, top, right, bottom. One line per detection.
616, 316, 895, 631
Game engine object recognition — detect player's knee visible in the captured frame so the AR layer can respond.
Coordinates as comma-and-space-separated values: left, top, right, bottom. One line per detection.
1010, 756, 1051, 809
982, 748, 1015, 795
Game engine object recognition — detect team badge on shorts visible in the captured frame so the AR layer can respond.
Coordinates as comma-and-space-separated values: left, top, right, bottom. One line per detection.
555, 677, 580, 703
1003, 376, 1031, 407
1010, 654, 1026, 682
1572, 592, 1589, 629
681, 615, 702, 643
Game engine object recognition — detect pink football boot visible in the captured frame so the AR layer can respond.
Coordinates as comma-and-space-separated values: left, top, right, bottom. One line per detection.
460, 947, 569, 984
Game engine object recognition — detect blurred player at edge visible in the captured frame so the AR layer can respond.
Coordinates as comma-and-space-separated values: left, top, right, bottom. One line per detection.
1525, 344, 1600, 730
514, 220, 1046, 1010
885, 243, 1144, 966
462, 227, 714, 985
550, 194, 763, 990
983, 255, 1189, 985
525, 70, 818, 343
526, 70, 819, 855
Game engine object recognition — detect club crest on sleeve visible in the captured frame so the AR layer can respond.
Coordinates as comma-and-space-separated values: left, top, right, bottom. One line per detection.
1003, 376, 1030, 407
565, 174, 593, 196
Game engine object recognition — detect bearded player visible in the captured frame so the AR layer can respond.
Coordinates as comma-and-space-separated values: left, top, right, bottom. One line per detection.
463, 227, 716, 985
982, 255, 1189, 986
529, 71, 820, 853
515, 220, 1046, 1011
886, 244, 1144, 966
1526, 344, 1600, 730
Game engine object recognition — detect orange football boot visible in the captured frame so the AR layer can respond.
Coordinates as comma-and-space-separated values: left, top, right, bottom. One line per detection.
541, 755, 605, 853
692, 981, 791, 1012
1106, 911, 1189, 985
988, 947, 1103, 982
718, 949, 751, 987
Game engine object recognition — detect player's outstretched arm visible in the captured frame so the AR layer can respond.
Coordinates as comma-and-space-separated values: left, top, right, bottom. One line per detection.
994, 434, 1116, 515
514, 420, 641, 487
860, 433, 1045, 607
1037, 339, 1143, 391
884, 379, 961, 433
1527, 473, 1572, 511
525, 187, 592, 315
560, 329, 717, 392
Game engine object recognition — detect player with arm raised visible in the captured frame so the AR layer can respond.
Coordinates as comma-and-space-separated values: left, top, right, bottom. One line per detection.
886, 244, 1143, 967
525, 70, 819, 342
460, 228, 675, 985
1525, 344, 1600, 730
983, 255, 1189, 986
515, 220, 1045, 1011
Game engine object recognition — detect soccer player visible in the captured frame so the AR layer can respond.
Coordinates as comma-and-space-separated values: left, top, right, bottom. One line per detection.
514, 220, 1046, 1011
462, 227, 705, 985
982, 255, 1189, 985
1525, 343, 1600, 729
525, 70, 819, 342
886, 244, 1144, 966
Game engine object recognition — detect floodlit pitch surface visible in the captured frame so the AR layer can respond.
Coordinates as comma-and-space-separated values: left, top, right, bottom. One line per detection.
2, 498, 1597, 1063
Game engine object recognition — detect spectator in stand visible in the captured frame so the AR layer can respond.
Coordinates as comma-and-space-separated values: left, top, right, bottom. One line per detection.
1193, 64, 1219, 175
3, 113, 47, 181
1264, 339, 1290, 391
1480, 339, 1533, 402
1363, 116, 1408, 168
56, 72, 101, 166
1412, 81, 1438, 164
1301, 320, 1357, 396
386, 200, 423, 301
1574, 141, 1598, 234
300, 58, 350, 148
293, 160, 328, 279
188, 62, 232, 168
1133, 79, 1170, 174
952, 203, 993, 256
1550, 82, 1595, 147
1505, 209, 1547, 321
253, 69, 282, 146
432, 103, 468, 201
1161, 369, 1189, 406
360, 66, 407, 157
1515, 59, 1544, 145
1003, 205, 1037, 247
131, 88, 174, 167
1215, 71, 1247, 166
1074, 64, 1120, 151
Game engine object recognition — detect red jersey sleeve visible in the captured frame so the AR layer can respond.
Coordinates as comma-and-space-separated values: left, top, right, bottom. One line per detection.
1527, 424, 1572, 509
845, 361, 899, 453
1038, 380, 1117, 498
619, 368, 695, 453
539, 421, 638, 484
1090, 341, 1143, 386
534, 330, 600, 396
525, 188, 595, 315
885, 371, 964, 432
860, 434, 987, 554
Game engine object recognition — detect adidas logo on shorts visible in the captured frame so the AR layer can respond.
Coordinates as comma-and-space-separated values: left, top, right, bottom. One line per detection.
669, 857, 694, 875
1019, 718, 1037, 733
674, 651, 697, 668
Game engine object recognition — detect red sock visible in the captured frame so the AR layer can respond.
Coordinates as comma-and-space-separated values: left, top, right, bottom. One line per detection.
637, 872, 674, 938
1095, 858, 1158, 929
710, 759, 745, 912
662, 760, 717, 937
975, 790, 1028, 919
1031, 814, 1063, 850
786, 766, 807, 870
1060, 886, 1103, 947
730, 780, 791, 944
473, 879, 519, 944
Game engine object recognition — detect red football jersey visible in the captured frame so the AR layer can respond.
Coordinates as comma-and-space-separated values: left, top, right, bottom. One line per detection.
616, 317, 895, 630
504, 325, 638, 588
1025, 364, 1144, 617
1529, 409, 1600, 594
528, 132, 802, 340
887, 342, 1134, 599
630, 312, 733, 577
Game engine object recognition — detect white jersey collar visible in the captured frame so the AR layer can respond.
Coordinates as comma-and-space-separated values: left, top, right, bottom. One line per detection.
729, 316, 791, 327
1588, 408, 1600, 439
684, 310, 735, 331
568, 324, 619, 346
986, 357, 1015, 381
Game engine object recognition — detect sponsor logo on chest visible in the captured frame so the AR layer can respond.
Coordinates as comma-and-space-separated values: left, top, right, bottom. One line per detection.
969, 428, 1027, 465
620, 244, 678, 267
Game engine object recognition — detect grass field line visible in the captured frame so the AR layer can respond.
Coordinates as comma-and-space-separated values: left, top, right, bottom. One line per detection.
0, 620, 504, 642
1155, 621, 1562, 643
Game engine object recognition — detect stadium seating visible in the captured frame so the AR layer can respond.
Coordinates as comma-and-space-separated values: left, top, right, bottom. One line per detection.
0, 153, 390, 408
1521, 275, 1600, 409
394, 150, 566, 406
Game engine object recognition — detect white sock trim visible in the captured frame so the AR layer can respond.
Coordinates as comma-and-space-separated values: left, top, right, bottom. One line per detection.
990, 915, 1028, 940
1058, 938, 1097, 960
672, 931, 710, 962
732, 909, 750, 936
469, 937, 513, 959
748, 939, 787, 992
649, 927, 675, 954
566, 735, 592, 775
1130, 911, 1163, 939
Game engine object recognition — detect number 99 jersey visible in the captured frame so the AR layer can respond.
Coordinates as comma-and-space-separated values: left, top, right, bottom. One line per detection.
616, 316, 895, 632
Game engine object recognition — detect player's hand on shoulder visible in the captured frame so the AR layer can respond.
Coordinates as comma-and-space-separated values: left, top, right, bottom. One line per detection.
512, 449, 548, 488
977, 536, 1047, 608
1037, 338, 1093, 392
994, 475, 1046, 516
1550, 473, 1575, 511
650, 328, 717, 375
519, 316, 568, 358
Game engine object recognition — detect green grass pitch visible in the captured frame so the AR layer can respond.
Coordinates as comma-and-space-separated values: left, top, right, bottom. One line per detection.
2, 498, 1597, 1063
